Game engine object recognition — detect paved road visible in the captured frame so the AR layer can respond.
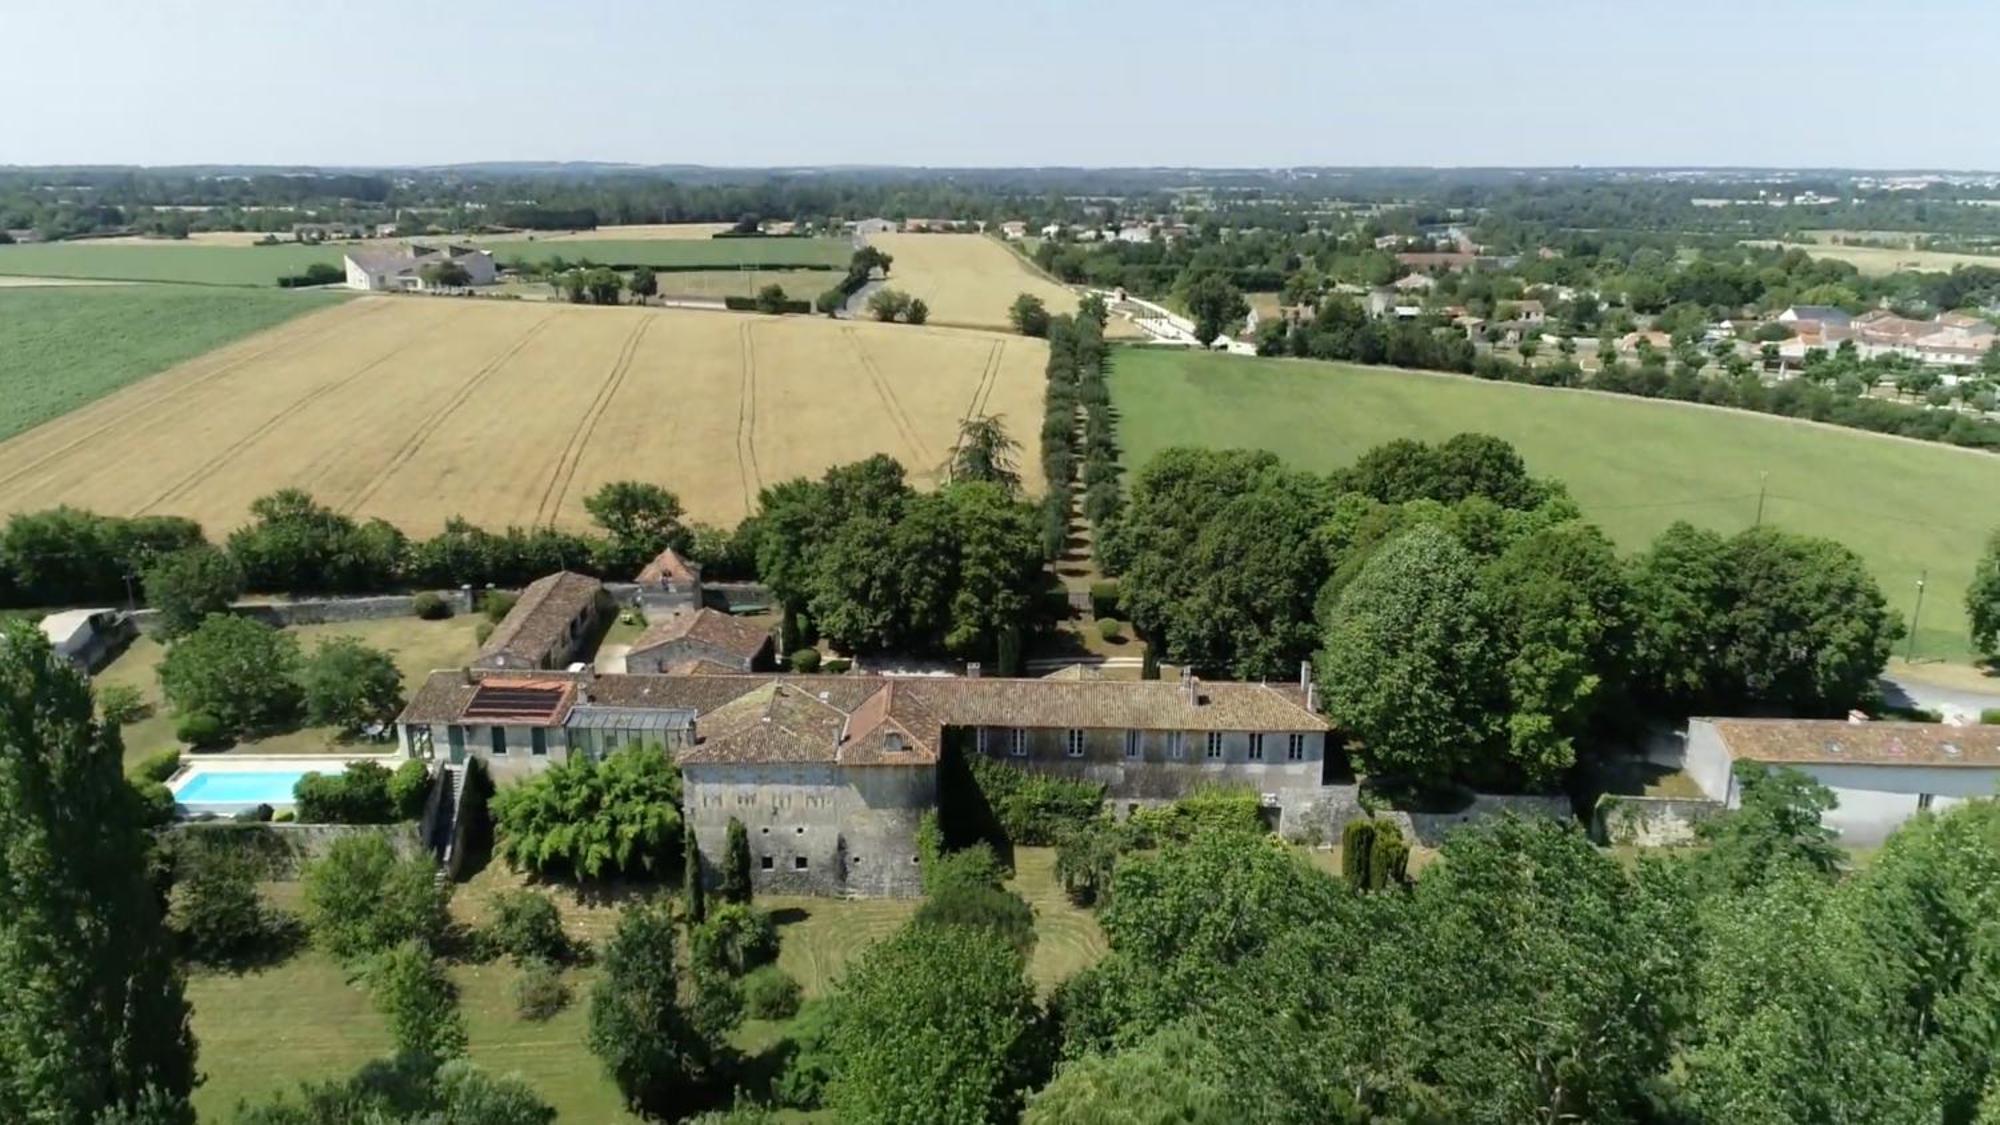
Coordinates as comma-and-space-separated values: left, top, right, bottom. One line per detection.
1878, 672, 2000, 719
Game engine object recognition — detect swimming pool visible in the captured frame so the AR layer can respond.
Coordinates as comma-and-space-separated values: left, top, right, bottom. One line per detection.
168, 760, 366, 812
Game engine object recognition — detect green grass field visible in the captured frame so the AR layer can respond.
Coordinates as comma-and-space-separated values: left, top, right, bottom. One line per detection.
1109, 347, 2000, 660
0, 237, 851, 287
186, 844, 1100, 1121
0, 285, 344, 441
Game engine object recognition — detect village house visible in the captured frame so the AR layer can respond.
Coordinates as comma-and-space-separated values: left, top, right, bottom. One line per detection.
1395, 251, 1477, 273
343, 243, 497, 291
472, 571, 610, 672
1685, 717, 2000, 845
396, 665, 1331, 897
999, 220, 1028, 240
623, 608, 774, 675
852, 218, 896, 239
633, 546, 703, 615
1392, 272, 1437, 294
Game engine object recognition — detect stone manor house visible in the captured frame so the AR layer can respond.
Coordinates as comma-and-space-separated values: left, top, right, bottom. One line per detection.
399, 639, 1329, 899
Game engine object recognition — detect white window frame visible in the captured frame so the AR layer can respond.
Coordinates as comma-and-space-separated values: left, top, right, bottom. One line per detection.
976, 727, 988, 754
1205, 731, 1224, 759
1066, 729, 1086, 758
1247, 732, 1264, 761
1124, 730, 1141, 760
1287, 733, 1307, 761
1009, 728, 1027, 757
1167, 731, 1185, 759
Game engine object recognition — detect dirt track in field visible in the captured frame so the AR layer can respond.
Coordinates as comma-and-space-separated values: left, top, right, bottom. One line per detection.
0, 297, 1046, 533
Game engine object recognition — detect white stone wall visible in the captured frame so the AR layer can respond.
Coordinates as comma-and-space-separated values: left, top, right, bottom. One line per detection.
683, 762, 933, 898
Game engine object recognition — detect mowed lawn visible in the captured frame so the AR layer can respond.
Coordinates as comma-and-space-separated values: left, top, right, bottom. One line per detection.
0, 237, 851, 287
189, 846, 1101, 1121
1110, 347, 2000, 660
0, 286, 344, 441
101, 613, 484, 771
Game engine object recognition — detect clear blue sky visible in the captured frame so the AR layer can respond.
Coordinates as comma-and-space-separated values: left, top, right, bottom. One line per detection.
6, 0, 1992, 169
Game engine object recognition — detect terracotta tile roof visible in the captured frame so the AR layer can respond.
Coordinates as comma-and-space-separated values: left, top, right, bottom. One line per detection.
635, 547, 700, 586
628, 609, 772, 663
400, 668, 1326, 770
663, 657, 751, 675
475, 572, 603, 668
1709, 717, 2000, 769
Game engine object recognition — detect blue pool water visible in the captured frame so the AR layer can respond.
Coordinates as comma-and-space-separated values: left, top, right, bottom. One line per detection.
173, 767, 340, 806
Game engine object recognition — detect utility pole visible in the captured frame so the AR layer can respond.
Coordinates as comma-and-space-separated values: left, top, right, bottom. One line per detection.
1753, 471, 1768, 528
1907, 570, 1928, 662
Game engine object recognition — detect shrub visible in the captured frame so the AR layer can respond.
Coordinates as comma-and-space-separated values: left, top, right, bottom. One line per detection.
366, 940, 467, 1061
293, 760, 396, 824
133, 781, 176, 827
233, 802, 274, 824
1096, 619, 1123, 643
788, 647, 822, 673
474, 620, 494, 646
169, 834, 285, 964
962, 755, 1105, 846
273, 809, 295, 822
692, 903, 778, 976
823, 657, 852, 675
1984, 708, 2000, 725
99, 683, 150, 727
721, 817, 753, 903
301, 834, 448, 961
412, 591, 453, 620
1368, 820, 1410, 890
481, 591, 518, 623
1087, 580, 1121, 620
1054, 819, 1124, 906
174, 711, 226, 749
914, 877, 1036, 957
774, 999, 841, 1109
491, 747, 683, 879
742, 965, 802, 1020
133, 747, 183, 784
390, 759, 432, 820
513, 958, 572, 1021
487, 890, 569, 965
142, 543, 243, 638
1126, 788, 1264, 847
1341, 819, 1377, 889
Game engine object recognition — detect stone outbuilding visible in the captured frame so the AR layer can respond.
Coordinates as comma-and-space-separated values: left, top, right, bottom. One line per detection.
623, 608, 774, 675
472, 572, 609, 672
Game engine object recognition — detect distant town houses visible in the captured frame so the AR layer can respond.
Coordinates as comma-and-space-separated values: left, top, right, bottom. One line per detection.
1775, 304, 1997, 373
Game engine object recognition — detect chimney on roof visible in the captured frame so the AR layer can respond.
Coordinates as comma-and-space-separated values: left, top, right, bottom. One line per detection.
1183, 669, 1199, 706
966, 662, 982, 679
1299, 660, 1310, 690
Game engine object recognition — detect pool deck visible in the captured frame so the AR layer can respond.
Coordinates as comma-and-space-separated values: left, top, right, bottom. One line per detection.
167, 752, 405, 816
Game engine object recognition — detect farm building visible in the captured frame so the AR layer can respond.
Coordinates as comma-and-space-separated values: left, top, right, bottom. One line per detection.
37, 608, 132, 673
472, 571, 610, 672
633, 546, 702, 614
623, 608, 774, 675
397, 665, 1330, 897
1685, 717, 2000, 845
343, 243, 497, 291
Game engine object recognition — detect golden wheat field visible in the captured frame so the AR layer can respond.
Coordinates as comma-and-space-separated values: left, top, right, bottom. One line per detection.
0, 296, 1046, 533
872, 232, 1139, 335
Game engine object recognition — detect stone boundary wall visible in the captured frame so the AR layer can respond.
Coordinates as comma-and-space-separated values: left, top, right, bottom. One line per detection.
1278, 785, 1577, 847
1593, 795, 1725, 847
131, 589, 474, 631
163, 821, 426, 879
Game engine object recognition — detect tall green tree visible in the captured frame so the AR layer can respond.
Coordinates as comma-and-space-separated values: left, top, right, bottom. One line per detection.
945, 415, 1023, 492
1182, 273, 1248, 346
157, 614, 303, 736
299, 636, 404, 735
140, 543, 242, 638
824, 922, 1045, 1125
721, 818, 752, 904
588, 897, 717, 1116
0, 622, 197, 1123
583, 480, 686, 570
364, 940, 467, 1063
490, 747, 682, 880
1968, 527, 2000, 662
683, 820, 706, 925
1009, 293, 1051, 337
1318, 524, 1505, 787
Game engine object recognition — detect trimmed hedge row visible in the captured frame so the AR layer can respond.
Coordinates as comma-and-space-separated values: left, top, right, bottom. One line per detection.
723, 295, 812, 314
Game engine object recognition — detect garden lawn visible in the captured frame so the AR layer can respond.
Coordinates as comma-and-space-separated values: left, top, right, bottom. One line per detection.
0, 285, 344, 441
101, 613, 482, 772
1110, 346, 2000, 661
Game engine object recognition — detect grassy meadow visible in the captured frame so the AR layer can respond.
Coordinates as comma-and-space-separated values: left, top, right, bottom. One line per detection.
0, 236, 851, 287
0, 285, 345, 442
187, 846, 1103, 1121
1109, 346, 2000, 660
